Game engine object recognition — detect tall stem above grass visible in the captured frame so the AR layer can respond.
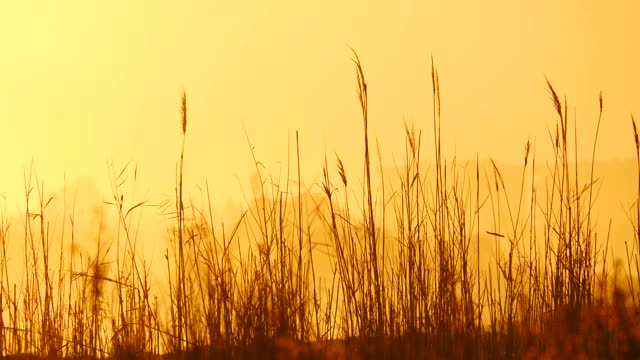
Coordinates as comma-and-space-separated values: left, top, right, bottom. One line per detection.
177, 89, 188, 351
631, 114, 640, 307
351, 49, 383, 337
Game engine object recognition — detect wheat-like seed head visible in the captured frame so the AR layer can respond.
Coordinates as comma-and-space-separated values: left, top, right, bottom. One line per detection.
523, 139, 531, 167
180, 90, 187, 134
336, 154, 347, 187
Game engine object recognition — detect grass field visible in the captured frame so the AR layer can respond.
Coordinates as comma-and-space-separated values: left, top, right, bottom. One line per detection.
0, 53, 639, 359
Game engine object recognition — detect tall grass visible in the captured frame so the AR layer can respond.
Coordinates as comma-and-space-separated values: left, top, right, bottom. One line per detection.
0, 53, 636, 359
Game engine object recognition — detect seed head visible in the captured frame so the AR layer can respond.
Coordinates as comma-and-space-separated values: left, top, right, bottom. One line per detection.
599, 91, 603, 113
336, 154, 347, 187
180, 90, 187, 134
523, 139, 531, 167
632, 115, 638, 150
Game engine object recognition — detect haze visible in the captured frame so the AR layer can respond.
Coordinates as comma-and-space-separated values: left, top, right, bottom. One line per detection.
0, 3, 639, 355
0, 0, 638, 215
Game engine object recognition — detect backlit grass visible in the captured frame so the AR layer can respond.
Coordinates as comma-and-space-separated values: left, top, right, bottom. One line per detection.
0, 52, 638, 359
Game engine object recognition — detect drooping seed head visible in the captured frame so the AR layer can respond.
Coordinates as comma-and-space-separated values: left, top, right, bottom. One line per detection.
545, 77, 562, 119
632, 114, 638, 150
404, 120, 417, 158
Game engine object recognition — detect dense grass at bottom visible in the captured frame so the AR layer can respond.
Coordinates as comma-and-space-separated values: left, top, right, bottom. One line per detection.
0, 54, 639, 359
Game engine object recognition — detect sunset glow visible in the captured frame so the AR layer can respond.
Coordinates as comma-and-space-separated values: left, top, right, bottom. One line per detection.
0, 1, 638, 358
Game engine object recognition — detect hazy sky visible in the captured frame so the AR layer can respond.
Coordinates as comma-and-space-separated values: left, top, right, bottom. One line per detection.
0, 0, 638, 209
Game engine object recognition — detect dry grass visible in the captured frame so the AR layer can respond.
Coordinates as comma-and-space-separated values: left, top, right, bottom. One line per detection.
0, 52, 637, 359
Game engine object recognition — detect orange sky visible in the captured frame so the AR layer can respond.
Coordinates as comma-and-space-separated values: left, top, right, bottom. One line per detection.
0, 0, 638, 210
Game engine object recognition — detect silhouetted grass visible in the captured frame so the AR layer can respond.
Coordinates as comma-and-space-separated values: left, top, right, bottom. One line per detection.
0, 51, 637, 359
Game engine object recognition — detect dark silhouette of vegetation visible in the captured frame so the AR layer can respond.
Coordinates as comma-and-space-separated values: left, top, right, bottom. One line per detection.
0, 51, 637, 359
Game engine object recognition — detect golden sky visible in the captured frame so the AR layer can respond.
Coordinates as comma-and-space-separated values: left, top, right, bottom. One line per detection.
0, 0, 638, 209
